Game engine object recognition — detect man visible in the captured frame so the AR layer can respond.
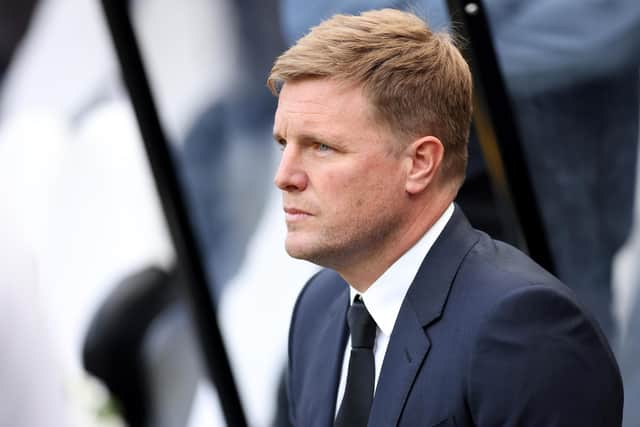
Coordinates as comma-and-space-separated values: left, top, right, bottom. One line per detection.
268, 9, 623, 427
278, 0, 640, 346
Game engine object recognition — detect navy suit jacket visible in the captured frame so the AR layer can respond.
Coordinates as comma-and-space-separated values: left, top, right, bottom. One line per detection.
287, 207, 622, 426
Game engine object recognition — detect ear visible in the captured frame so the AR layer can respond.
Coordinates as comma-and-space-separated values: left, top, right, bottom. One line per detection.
405, 136, 444, 195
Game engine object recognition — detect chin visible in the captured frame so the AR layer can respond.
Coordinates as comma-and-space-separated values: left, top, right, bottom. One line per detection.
285, 237, 325, 263
285, 240, 346, 271
284, 239, 312, 261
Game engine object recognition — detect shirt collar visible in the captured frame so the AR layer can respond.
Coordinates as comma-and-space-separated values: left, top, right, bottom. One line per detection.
349, 203, 455, 336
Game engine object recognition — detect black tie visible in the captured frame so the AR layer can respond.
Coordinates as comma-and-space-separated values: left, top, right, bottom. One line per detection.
335, 295, 377, 427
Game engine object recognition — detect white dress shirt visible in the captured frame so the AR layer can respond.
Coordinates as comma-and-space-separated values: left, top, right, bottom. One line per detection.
335, 203, 455, 414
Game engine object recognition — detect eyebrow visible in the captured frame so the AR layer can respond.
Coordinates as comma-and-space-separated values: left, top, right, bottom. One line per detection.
273, 131, 345, 149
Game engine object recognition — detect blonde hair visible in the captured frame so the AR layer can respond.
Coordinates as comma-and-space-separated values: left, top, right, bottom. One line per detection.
268, 8, 472, 188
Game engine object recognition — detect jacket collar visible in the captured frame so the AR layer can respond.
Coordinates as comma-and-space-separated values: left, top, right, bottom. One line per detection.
368, 206, 480, 427
406, 205, 480, 327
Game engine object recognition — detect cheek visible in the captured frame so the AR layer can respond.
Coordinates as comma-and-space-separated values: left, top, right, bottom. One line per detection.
317, 169, 366, 213
318, 168, 354, 194
316, 157, 403, 211
349, 172, 396, 211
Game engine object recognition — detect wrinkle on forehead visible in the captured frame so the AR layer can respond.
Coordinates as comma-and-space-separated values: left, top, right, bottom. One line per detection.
274, 79, 377, 139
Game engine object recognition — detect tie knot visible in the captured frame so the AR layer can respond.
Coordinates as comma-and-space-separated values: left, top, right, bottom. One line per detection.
348, 296, 377, 349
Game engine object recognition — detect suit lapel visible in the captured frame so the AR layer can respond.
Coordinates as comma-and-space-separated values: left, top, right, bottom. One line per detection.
368, 306, 431, 427
305, 285, 349, 427
368, 207, 480, 427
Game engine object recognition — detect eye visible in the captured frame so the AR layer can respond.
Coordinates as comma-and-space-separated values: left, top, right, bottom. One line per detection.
316, 143, 331, 152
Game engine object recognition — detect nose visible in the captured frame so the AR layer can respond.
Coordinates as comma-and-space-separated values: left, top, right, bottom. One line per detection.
274, 145, 308, 192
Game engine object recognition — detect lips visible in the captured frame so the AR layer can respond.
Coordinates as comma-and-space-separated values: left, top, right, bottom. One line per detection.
284, 206, 313, 222
284, 207, 311, 215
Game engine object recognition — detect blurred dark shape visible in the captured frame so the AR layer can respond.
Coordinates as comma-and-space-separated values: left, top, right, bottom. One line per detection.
621, 285, 640, 424
83, 265, 179, 426
271, 367, 293, 427
0, 0, 38, 80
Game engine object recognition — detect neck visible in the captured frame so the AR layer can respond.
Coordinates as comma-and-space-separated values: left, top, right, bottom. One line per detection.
337, 194, 452, 293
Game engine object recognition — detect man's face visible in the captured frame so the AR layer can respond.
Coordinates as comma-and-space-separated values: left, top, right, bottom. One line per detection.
273, 78, 411, 269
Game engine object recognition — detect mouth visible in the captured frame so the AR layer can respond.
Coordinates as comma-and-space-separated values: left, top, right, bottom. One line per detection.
284, 207, 313, 222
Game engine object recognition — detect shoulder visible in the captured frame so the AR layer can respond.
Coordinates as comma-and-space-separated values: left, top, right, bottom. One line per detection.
287, 269, 348, 423
456, 232, 616, 366
291, 269, 346, 323
450, 232, 579, 317
455, 235, 622, 425
288, 269, 347, 349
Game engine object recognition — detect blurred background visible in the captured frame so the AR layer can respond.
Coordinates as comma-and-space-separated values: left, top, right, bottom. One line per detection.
0, 0, 639, 426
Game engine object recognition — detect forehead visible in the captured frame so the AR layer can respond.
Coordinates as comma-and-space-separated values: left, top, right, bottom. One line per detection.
274, 79, 375, 136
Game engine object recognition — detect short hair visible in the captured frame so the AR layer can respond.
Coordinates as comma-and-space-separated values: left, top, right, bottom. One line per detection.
268, 8, 472, 189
